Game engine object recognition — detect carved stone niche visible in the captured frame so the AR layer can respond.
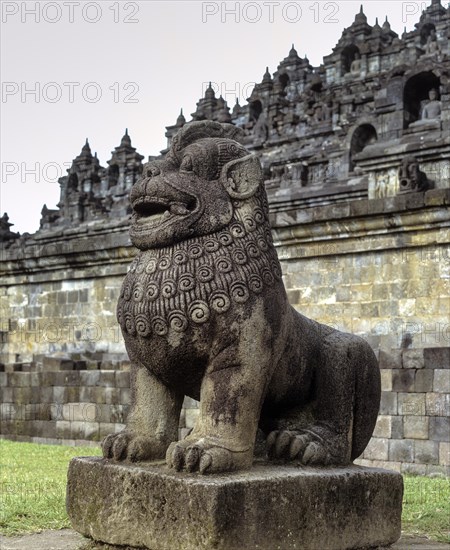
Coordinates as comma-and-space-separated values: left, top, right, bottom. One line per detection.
309, 162, 327, 184
403, 72, 441, 130
398, 156, 430, 194
284, 161, 308, 186
267, 163, 285, 188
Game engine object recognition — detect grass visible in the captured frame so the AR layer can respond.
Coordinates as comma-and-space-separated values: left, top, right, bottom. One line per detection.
402, 474, 450, 544
0, 439, 101, 536
0, 439, 449, 542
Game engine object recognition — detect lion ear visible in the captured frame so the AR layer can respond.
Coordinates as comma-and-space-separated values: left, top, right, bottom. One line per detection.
219, 155, 262, 200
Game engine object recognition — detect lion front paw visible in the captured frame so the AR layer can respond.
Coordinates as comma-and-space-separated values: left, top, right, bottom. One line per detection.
102, 431, 167, 462
166, 437, 252, 474
266, 429, 349, 466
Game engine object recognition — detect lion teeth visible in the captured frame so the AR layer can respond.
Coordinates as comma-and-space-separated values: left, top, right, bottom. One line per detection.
170, 204, 189, 216
137, 212, 165, 225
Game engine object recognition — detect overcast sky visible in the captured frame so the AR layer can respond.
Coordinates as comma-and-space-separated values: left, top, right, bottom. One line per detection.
1, 1, 428, 234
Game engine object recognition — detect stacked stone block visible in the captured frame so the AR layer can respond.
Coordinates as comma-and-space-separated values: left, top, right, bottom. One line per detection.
278, 190, 450, 355
355, 348, 449, 476
1, 348, 448, 475
0, 357, 200, 450
0, 277, 127, 367
0, 357, 129, 447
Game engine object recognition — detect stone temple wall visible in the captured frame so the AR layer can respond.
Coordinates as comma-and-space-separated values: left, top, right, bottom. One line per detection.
1, 347, 448, 476
1, 0, 449, 474
1, 191, 449, 474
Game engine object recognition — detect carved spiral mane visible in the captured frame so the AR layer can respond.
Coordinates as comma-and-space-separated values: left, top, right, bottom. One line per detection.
117, 193, 281, 338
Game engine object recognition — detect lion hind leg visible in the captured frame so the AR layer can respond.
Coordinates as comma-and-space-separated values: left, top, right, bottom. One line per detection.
266, 332, 373, 466
266, 427, 346, 465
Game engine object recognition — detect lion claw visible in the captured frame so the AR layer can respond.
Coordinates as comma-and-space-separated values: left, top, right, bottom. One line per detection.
102, 431, 167, 462
266, 429, 342, 466
166, 438, 250, 474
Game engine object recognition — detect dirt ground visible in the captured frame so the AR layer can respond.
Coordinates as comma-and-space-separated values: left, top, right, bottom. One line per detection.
0, 530, 449, 550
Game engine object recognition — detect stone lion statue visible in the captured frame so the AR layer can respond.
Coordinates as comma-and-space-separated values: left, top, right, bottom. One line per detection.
102, 121, 380, 474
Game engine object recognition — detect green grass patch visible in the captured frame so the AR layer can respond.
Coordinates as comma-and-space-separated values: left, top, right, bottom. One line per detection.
0, 439, 101, 536
0, 440, 449, 541
402, 474, 450, 544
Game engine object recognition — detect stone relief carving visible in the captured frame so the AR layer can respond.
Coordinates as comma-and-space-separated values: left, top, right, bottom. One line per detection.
370, 169, 400, 198
375, 173, 389, 198
388, 168, 400, 196
102, 120, 381, 474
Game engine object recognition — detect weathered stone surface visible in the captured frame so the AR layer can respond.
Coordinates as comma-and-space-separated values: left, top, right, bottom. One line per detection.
414, 440, 439, 464
102, 120, 381, 474
429, 417, 450, 442
426, 392, 450, 417
380, 370, 393, 392
433, 370, 450, 393
424, 348, 450, 369
0, 4, 449, 479
398, 393, 426, 416
392, 369, 415, 392
403, 416, 429, 440
402, 350, 425, 370
389, 439, 414, 463
391, 416, 404, 439
363, 437, 389, 461
43, 355, 74, 371
379, 350, 402, 370
373, 416, 392, 439
439, 442, 450, 465
379, 392, 397, 415
414, 370, 434, 393
67, 457, 403, 550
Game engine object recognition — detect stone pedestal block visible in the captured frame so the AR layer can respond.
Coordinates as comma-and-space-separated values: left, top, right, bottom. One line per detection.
67, 457, 403, 550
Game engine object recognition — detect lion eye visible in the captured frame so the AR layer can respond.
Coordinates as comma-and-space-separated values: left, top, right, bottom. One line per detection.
180, 156, 193, 172
147, 165, 160, 178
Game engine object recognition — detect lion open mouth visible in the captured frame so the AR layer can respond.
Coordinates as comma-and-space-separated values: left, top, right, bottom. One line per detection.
132, 198, 196, 228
